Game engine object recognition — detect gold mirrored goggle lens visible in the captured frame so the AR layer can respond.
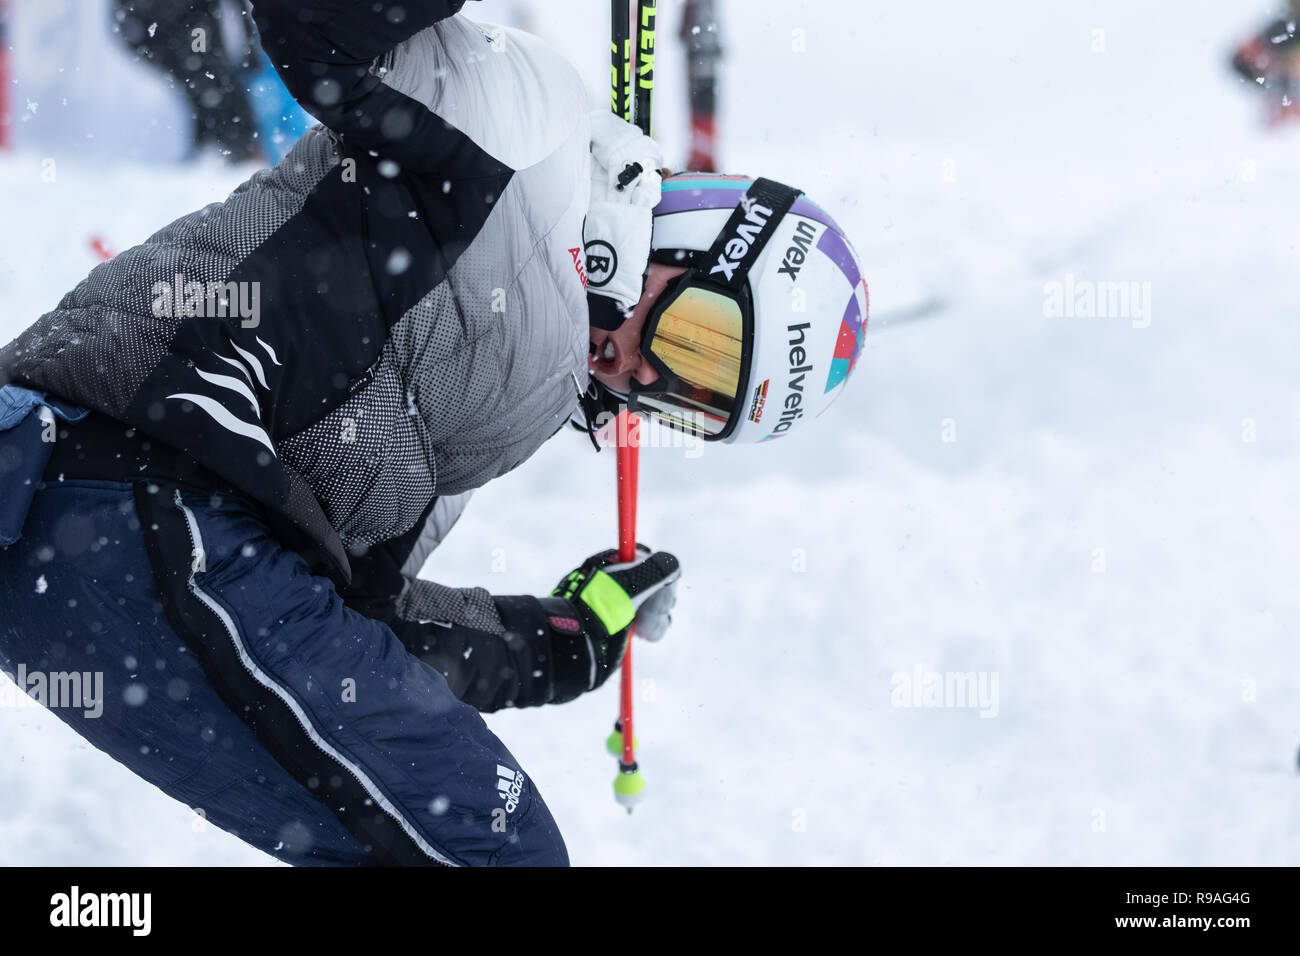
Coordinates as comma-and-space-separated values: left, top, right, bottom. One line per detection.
641, 286, 745, 437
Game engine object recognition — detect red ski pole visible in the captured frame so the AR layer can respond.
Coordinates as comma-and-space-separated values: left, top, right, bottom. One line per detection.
610, 409, 645, 809
605, 0, 655, 811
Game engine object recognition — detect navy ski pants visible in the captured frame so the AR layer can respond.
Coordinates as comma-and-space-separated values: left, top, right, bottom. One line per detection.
0, 389, 567, 866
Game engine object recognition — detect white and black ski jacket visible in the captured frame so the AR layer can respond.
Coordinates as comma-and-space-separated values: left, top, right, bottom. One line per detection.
2, 1, 599, 709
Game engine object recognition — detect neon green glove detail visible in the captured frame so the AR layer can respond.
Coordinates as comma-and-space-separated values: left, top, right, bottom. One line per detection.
577, 570, 636, 635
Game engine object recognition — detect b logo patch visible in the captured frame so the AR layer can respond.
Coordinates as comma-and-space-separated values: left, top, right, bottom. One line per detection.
584, 239, 618, 289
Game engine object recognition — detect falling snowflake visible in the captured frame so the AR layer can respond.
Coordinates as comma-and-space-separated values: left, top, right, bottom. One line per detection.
34, 575, 48, 594
386, 247, 411, 275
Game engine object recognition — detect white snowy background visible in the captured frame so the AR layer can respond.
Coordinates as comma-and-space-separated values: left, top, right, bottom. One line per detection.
2, 0, 1299, 865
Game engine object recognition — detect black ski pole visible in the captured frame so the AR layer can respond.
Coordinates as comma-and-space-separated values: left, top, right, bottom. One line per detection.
634, 0, 657, 136
612, 0, 633, 123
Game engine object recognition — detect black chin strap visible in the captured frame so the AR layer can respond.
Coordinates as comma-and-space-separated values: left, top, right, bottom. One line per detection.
571, 373, 621, 452
588, 293, 631, 331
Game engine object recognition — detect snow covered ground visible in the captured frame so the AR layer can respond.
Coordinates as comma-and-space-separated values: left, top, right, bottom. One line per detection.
2, 0, 1299, 865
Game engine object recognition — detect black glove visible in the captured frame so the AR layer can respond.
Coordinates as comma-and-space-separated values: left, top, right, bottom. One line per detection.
541, 546, 681, 704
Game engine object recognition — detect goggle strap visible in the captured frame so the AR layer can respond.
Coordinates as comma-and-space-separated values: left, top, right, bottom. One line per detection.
700, 178, 803, 293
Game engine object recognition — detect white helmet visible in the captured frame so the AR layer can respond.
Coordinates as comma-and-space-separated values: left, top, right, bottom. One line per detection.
603, 173, 869, 443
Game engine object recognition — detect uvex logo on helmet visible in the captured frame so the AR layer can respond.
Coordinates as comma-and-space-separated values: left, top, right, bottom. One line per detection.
778, 220, 819, 282
708, 197, 774, 282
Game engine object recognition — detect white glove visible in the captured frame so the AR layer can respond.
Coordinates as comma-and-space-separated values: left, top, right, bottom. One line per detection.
583, 111, 664, 322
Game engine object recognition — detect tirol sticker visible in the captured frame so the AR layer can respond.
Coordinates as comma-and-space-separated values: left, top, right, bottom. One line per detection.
747, 378, 770, 423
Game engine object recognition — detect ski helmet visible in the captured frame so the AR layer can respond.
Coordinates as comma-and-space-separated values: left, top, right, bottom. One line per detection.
601, 172, 869, 444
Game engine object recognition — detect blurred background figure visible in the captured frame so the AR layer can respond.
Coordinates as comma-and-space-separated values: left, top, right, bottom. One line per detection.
112, 0, 256, 161
1230, 2, 1300, 127
0, 1, 10, 149
111, 0, 309, 162
680, 0, 722, 171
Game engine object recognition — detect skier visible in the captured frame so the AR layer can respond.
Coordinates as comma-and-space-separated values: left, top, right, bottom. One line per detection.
0, 0, 867, 866
112, 0, 311, 162
1230, 3, 1300, 127
113, 0, 261, 161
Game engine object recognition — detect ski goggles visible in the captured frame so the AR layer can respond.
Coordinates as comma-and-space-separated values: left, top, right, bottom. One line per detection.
624, 275, 753, 439
624, 177, 804, 440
